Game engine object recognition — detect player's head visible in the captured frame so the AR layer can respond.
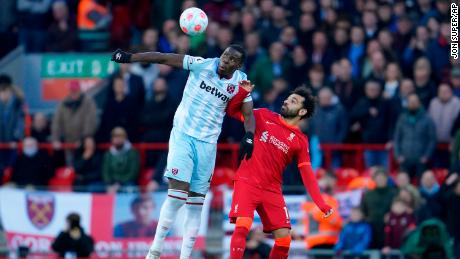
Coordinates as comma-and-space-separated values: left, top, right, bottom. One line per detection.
280, 86, 316, 120
131, 195, 155, 226
218, 44, 246, 76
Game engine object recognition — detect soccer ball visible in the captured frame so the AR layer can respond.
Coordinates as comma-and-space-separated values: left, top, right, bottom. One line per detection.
179, 7, 208, 36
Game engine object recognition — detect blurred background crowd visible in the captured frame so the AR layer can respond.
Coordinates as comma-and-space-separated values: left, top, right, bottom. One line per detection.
0, 0, 459, 257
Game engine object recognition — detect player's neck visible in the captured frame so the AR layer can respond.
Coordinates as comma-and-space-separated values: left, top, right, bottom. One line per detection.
217, 70, 233, 80
280, 115, 300, 127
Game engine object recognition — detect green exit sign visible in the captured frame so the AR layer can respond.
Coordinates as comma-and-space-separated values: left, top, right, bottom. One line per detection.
41, 54, 118, 78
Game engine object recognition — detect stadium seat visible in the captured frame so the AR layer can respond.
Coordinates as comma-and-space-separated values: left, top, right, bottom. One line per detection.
335, 168, 359, 190
210, 167, 235, 211
138, 168, 155, 187
347, 176, 376, 191
48, 167, 76, 192
2, 167, 12, 184
210, 167, 235, 189
315, 168, 327, 180
433, 168, 449, 184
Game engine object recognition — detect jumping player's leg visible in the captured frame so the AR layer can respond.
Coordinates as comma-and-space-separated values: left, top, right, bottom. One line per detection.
180, 140, 217, 259
270, 228, 292, 259
230, 217, 253, 259
257, 191, 292, 259
147, 129, 194, 259
229, 181, 260, 259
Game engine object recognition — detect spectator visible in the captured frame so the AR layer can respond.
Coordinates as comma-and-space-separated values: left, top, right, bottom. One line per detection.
451, 66, 460, 98
452, 128, 460, 174
395, 171, 421, 209
397, 187, 422, 213
233, 10, 257, 43
361, 170, 397, 249
289, 46, 309, 89
402, 26, 430, 69
393, 15, 413, 57
203, 0, 234, 25
243, 227, 271, 258
334, 207, 372, 258
413, 57, 437, 109
334, 58, 362, 110
445, 180, 460, 259
351, 80, 390, 168
114, 195, 158, 238
309, 30, 334, 74
279, 26, 297, 52
429, 84, 460, 143
366, 51, 387, 84
393, 94, 436, 179
297, 13, 316, 51
17, 0, 52, 52
362, 10, 379, 40
250, 42, 290, 95
243, 32, 265, 74
310, 88, 347, 167
51, 81, 97, 165
426, 19, 451, 81
131, 29, 160, 99
52, 213, 94, 258
429, 84, 460, 167
207, 26, 233, 57
157, 19, 179, 53
97, 75, 139, 143
383, 62, 401, 100
377, 29, 398, 62
260, 5, 288, 47
116, 64, 145, 111
140, 78, 176, 184
332, 27, 349, 60
102, 127, 140, 194
9, 137, 53, 188
306, 65, 329, 96
73, 137, 102, 192
348, 26, 366, 79
0, 79, 24, 173
389, 78, 415, 122
382, 199, 416, 255
418, 170, 443, 222
46, 1, 78, 52
31, 112, 51, 143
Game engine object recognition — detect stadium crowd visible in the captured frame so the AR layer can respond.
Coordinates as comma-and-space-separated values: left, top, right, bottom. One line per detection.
0, 0, 460, 257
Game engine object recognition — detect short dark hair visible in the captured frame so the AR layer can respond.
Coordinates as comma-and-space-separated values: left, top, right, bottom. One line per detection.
66, 213, 81, 229
131, 195, 154, 209
291, 86, 316, 119
228, 44, 246, 64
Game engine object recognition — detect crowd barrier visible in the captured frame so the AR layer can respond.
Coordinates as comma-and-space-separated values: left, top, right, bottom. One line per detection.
0, 142, 450, 172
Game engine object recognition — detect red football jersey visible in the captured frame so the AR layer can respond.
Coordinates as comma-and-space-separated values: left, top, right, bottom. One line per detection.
235, 108, 310, 193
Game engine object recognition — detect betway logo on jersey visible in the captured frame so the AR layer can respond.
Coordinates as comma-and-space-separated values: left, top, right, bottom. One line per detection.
260, 131, 289, 154
199, 81, 230, 103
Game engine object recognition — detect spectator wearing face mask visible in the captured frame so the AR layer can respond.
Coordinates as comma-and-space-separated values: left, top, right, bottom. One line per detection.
102, 127, 140, 194
9, 137, 54, 188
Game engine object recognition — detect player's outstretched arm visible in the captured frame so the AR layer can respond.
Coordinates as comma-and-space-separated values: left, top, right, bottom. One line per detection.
111, 49, 184, 68
299, 163, 333, 218
238, 80, 255, 161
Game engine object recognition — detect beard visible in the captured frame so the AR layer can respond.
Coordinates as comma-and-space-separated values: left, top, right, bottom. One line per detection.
280, 106, 299, 119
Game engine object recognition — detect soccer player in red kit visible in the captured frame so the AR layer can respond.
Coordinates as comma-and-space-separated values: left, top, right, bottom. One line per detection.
226, 86, 334, 259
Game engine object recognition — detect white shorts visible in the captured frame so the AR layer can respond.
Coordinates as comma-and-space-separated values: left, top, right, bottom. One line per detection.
164, 128, 217, 195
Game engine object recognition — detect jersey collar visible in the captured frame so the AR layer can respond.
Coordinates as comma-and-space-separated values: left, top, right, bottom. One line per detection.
278, 114, 300, 130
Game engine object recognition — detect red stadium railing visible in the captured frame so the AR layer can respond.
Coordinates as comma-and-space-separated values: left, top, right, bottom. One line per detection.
0, 142, 449, 172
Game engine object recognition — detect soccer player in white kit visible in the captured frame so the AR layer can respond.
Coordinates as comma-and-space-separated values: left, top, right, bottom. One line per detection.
112, 45, 256, 259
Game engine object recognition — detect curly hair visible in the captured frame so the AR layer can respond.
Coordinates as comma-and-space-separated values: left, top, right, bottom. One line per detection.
292, 86, 316, 119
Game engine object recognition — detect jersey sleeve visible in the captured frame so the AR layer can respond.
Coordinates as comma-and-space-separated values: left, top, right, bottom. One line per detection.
296, 137, 311, 168
226, 85, 253, 121
182, 55, 209, 71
